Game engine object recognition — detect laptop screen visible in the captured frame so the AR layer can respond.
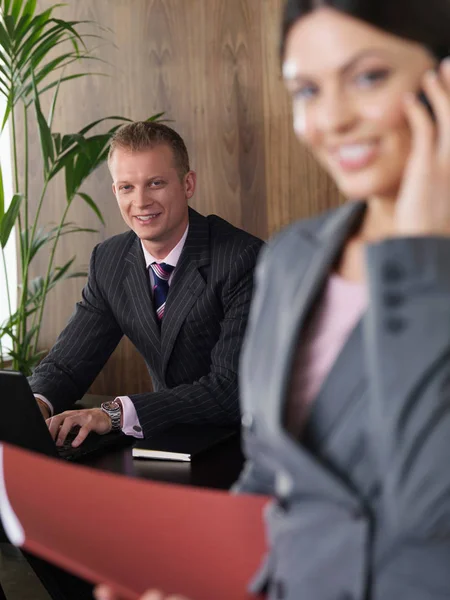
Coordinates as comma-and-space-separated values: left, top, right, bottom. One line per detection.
0, 370, 58, 458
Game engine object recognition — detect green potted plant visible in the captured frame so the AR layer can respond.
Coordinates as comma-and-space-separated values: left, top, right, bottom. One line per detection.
0, 0, 163, 374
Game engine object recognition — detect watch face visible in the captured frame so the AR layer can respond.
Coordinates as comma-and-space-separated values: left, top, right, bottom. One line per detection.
102, 400, 120, 412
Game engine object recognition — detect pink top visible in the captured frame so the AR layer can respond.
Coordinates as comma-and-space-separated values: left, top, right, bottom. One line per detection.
286, 274, 367, 436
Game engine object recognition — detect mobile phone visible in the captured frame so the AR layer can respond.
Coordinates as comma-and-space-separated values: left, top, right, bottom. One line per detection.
417, 90, 435, 120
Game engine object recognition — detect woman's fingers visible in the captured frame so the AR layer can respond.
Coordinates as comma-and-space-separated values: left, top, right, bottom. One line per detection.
141, 593, 189, 600
93, 586, 191, 600
403, 88, 434, 162
139, 591, 164, 600
421, 64, 450, 160
94, 584, 117, 600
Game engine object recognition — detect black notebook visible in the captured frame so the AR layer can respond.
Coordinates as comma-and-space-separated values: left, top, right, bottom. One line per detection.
132, 424, 238, 462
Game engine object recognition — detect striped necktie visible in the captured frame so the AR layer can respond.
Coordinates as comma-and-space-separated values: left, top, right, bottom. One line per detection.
149, 262, 175, 321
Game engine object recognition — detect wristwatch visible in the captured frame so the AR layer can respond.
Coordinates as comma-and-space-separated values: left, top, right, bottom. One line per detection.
101, 399, 122, 431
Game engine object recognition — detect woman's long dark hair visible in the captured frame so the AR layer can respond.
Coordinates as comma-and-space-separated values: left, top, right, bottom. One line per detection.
281, 0, 450, 61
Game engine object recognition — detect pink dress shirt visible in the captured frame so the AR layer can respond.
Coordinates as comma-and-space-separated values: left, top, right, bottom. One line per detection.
36, 226, 189, 440
286, 274, 367, 436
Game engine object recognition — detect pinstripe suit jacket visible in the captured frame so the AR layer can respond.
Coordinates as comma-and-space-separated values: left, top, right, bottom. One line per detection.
235, 201, 450, 600
29, 208, 263, 437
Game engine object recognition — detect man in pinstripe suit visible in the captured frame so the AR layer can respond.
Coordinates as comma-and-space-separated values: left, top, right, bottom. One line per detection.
28, 122, 263, 448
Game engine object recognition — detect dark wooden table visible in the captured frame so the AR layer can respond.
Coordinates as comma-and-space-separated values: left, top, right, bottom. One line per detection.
1, 395, 245, 600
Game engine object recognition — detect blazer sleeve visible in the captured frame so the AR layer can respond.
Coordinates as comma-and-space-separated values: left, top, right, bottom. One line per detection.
365, 236, 450, 538
28, 244, 123, 414
232, 244, 276, 496
130, 241, 262, 437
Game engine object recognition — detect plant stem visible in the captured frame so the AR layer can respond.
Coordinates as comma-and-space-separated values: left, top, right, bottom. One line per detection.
1, 246, 12, 370
23, 102, 29, 256
10, 106, 19, 194
32, 200, 71, 355
27, 178, 49, 255
10, 102, 24, 365
19, 157, 50, 359
1, 247, 13, 322
21, 102, 30, 365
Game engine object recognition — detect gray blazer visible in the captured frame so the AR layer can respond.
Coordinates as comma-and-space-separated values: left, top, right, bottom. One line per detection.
235, 201, 450, 600
29, 208, 263, 437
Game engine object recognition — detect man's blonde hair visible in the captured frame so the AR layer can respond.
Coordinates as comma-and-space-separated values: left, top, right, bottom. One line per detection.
108, 121, 190, 179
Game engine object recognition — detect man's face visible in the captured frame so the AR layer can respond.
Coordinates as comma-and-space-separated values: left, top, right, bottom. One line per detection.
110, 145, 195, 257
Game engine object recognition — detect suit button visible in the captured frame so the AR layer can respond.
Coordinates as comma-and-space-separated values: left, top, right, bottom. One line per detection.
385, 317, 407, 334
273, 579, 286, 599
241, 413, 254, 429
383, 291, 405, 308
275, 470, 293, 498
382, 261, 405, 283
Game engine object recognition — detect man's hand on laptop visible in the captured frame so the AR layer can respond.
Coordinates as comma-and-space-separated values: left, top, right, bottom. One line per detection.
46, 409, 113, 448
94, 584, 190, 600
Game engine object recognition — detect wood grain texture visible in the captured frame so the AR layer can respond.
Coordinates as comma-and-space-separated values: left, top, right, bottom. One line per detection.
24, 0, 342, 396
261, 0, 344, 236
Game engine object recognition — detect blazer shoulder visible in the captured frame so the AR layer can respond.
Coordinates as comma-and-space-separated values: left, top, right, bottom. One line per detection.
95, 230, 136, 256
263, 205, 342, 261
206, 214, 264, 257
89, 230, 137, 279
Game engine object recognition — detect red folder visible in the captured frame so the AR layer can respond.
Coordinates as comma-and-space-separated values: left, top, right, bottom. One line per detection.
0, 443, 268, 600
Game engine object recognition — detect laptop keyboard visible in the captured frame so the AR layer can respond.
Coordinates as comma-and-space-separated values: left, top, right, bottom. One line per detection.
56, 426, 134, 461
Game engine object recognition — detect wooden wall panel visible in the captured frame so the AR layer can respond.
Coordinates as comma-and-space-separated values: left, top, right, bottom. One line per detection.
260, 0, 343, 236
26, 0, 341, 396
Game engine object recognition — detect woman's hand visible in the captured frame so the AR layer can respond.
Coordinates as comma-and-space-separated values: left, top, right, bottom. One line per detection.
94, 584, 190, 600
395, 58, 450, 237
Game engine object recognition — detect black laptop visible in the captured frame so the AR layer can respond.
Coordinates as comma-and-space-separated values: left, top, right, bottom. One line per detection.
0, 369, 134, 461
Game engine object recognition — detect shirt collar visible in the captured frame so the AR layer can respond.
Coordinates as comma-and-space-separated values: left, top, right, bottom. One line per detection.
141, 225, 189, 269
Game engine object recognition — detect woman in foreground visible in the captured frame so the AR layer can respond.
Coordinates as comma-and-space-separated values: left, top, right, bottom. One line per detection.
97, 0, 450, 598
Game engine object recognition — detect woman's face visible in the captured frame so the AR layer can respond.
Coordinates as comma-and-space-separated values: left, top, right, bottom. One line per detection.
283, 8, 436, 200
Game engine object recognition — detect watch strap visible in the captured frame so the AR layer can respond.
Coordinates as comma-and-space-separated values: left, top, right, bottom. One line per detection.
101, 400, 122, 431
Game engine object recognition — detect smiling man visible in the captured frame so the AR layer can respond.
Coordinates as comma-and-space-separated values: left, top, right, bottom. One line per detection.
28, 122, 263, 447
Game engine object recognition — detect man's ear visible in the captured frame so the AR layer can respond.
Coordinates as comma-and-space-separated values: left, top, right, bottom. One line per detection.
184, 171, 196, 200
112, 182, 117, 196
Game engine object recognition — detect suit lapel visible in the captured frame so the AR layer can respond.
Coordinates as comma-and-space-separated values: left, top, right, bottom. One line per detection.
249, 202, 367, 500
123, 236, 162, 359
160, 208, 209, 376
305, 318, 366, 447
267, 201, 367, 434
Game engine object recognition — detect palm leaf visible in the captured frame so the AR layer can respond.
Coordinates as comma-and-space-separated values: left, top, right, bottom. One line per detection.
32, 52, 80, 87
13, 0, 38, 45
16, 7, 60, 64
24, 73, 101, 107
0, 20, 12, 54
77, 192, 105, 225
0, 193, 23, 248
0, 162, 4, 220
2, 14, 16, 38
1, 94, 13, 132
31, 68, 54, 173
50, 256, 76, 284
27, 223, 98, 262
3, 0, 12, 14
49, 18, 89, 53
52, 132, 61, 154
11, 0, 24, 24
47, 66, 64, 127
78, 115, 134, 137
